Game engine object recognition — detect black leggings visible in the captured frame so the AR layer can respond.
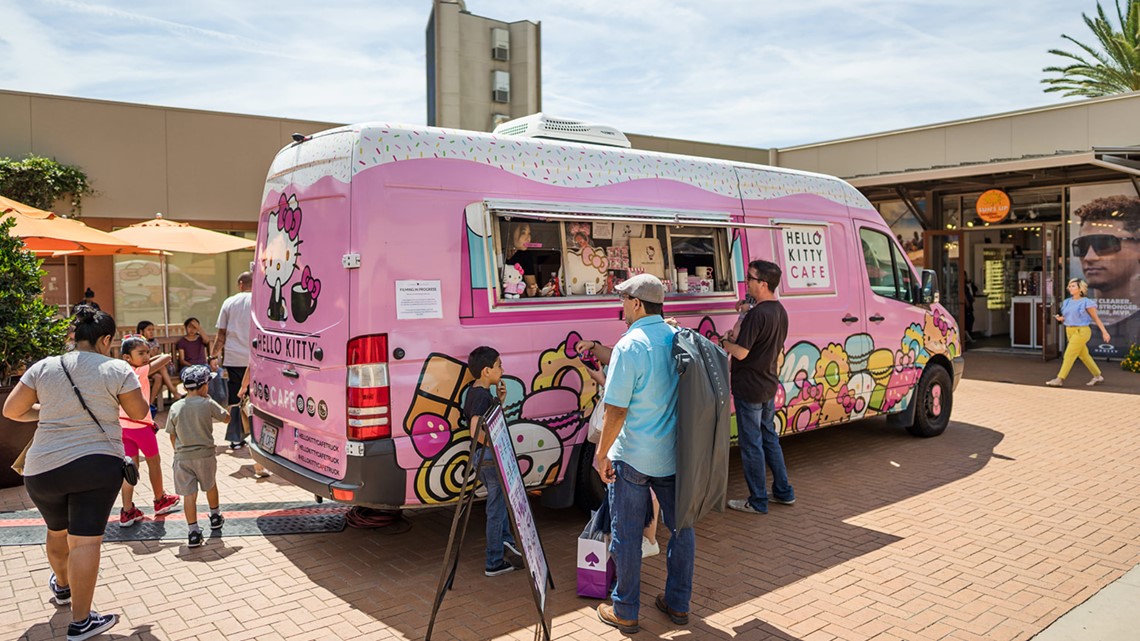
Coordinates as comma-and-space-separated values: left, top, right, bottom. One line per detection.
25, 455, 122, 536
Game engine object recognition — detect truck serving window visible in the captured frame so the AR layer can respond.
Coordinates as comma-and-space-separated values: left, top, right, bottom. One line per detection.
485, 201, 739, 302
860, 228, 917, 303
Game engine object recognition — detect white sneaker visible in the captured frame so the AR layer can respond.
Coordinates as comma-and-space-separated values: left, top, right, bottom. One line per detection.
641, 536, 660, 558
1087, 376, 1104, 386
1045, 378, 1064, 387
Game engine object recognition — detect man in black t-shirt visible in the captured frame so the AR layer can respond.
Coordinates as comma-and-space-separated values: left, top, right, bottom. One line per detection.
719, 260, 795, 514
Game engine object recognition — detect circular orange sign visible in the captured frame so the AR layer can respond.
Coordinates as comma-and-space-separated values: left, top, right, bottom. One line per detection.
976, 189, 1011, 223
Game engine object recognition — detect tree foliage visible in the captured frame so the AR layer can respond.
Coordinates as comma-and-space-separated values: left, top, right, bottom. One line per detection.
0, 155, 93, 216
0, 217, 69, 383
1042, 0, 1140, 97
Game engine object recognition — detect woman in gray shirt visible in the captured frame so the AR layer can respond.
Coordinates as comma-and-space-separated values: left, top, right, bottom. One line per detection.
3, 306, 149, 641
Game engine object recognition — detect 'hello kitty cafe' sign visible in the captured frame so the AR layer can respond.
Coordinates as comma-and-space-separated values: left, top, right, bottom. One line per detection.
779, 224, 833, 293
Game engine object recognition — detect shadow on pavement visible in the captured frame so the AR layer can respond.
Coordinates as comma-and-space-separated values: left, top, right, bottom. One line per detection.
264, 415, 1003, 640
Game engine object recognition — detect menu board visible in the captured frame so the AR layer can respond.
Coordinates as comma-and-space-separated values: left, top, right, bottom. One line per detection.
483, 404, 551, 619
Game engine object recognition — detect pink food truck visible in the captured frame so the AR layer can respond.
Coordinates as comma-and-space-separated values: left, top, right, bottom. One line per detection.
248, 114, 963, 510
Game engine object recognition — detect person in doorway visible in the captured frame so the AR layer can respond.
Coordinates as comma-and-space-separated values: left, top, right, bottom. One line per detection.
1046, 278, 1111, 387
211, 272, 253, 449
73, 287, 101, 311
463, 346, 521, 577
595, 274, 692, 634
2, 306, 150, 641
506, 223, 539, 292
720, 259, 796, 514
964, 276, 979, 343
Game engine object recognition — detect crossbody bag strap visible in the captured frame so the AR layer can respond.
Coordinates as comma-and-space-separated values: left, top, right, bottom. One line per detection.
59, 355, 117, 446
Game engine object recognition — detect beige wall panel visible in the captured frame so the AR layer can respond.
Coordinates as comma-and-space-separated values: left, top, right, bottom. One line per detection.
30, 96, 168, 218
166, 112, 284, 223
945, 118, 1013, 165
875, 128, 946, 174
1087, 97, 1140, 146
814, 139, 879, 178
1011, 108, 1089, 156
0, 93, 32, 157
776, 147, 821, 173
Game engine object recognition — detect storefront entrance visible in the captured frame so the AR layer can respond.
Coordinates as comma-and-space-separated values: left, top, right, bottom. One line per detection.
926, 223, 1064, 360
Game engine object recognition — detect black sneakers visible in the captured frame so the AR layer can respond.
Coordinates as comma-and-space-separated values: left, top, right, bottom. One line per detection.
209, 512, 225, 530
49, 573, 71, 605
484, 559, 515, 577
503, 540, 521, 558
188, 529, 204, 548
66, 611, 117, 641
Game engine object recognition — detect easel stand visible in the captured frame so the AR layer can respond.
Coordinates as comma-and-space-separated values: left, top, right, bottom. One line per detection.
425, 405, 554, 641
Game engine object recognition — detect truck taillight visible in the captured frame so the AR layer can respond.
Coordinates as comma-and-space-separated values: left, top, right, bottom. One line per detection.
347, 334, 391, 440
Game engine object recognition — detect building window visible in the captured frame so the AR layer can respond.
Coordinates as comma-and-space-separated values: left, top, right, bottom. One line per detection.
492, 70, 510, 103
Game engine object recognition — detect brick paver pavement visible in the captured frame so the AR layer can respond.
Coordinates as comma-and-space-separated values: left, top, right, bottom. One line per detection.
2, 362, 1139, 640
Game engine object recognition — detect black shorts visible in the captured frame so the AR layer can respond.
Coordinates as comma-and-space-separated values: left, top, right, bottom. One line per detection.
24, 454, 122, 536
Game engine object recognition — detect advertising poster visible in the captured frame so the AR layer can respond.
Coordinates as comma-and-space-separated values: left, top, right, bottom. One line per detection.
1068, 183, 1140, 358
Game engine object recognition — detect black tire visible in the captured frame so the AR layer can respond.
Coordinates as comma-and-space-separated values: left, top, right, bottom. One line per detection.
574, 440, 607, 512
906, 365, 953, 438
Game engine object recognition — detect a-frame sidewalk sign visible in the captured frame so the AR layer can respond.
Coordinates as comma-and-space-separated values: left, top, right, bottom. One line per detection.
426, 401, 555, 641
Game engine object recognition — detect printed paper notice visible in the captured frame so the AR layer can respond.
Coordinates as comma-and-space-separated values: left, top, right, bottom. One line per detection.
396, 280, 443, 320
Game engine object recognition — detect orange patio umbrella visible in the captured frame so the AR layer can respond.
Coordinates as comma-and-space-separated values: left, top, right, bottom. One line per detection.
108, 213, 256, 334
1, 194, 140, 254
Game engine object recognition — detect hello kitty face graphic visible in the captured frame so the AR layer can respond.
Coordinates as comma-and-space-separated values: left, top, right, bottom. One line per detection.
262, 194, 303, 321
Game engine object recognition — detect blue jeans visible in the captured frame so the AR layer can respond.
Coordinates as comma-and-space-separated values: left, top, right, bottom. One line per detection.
735, 398, 794, 512
475, 447, 516, 569
609, 461, 694, 621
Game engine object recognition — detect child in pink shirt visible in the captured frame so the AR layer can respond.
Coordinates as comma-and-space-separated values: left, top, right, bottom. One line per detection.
118, 335, 181, 527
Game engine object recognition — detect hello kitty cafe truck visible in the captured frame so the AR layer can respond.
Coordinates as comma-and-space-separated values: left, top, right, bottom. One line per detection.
248, 114, 963, 512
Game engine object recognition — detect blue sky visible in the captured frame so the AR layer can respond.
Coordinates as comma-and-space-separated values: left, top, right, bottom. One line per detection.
0, 0, 1110, 148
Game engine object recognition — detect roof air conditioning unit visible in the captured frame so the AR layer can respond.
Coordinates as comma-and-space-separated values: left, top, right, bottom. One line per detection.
493, 45, 509, 61
492, 113, 632, 148
492, 89, 510, 103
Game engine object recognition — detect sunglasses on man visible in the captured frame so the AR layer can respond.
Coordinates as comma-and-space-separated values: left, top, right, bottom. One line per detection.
1071, 234, 1140, 258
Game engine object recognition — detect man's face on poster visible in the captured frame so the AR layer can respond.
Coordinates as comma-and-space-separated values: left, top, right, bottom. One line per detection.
1075, 219, 1140, 297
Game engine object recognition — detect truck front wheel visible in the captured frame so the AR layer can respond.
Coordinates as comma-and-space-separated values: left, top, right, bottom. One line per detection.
906, 365, 953, 438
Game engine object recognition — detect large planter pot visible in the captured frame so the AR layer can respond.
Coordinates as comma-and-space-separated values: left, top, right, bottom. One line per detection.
0, 385, 37, 488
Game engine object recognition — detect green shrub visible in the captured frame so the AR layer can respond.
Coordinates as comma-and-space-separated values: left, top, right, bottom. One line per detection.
0, 155, 93, 216
1123, 343, 1140, 374
0, 217, 69, 384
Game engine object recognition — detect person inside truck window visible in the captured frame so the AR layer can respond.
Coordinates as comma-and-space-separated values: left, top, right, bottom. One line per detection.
503, 221, 562, 298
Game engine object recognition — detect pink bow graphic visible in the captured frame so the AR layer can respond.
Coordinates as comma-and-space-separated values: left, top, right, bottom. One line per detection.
300, 266, 321, 300
276, 194, 303, 240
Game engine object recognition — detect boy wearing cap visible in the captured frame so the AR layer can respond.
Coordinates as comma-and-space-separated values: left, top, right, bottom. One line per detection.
166, 365, 230, 547
595, 274, 693, 634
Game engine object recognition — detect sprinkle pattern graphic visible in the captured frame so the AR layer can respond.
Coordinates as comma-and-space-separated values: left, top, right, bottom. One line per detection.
262, 122, 864, 207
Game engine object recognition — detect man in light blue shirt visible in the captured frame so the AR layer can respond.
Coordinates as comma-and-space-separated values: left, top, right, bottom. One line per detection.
595, 274, 694, 633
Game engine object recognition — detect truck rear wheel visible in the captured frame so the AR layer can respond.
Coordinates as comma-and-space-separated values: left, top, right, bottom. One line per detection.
906, 365, 952, 438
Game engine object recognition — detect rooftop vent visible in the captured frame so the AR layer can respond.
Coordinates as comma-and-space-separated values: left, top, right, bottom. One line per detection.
492, 113, 631, 148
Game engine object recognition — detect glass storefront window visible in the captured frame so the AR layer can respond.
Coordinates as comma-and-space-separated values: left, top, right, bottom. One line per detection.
112, 231, 255, 335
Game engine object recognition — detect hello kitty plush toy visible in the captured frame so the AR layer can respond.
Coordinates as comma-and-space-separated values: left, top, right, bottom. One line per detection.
502, 263, 525, 299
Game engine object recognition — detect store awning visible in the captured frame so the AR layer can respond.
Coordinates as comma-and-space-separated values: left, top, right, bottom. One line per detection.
846, 147, 1140, 203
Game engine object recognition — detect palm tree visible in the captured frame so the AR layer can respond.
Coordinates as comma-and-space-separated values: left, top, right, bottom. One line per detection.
1042, 0, 1140, 97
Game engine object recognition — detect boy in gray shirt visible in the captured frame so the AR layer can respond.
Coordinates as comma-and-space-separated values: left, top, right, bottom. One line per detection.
167, 365, 230, 547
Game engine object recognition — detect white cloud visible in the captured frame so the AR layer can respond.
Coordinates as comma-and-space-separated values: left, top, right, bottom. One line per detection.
0, 0, 1107, 148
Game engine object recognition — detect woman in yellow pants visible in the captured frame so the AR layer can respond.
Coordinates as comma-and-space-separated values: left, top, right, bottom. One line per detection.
1046, 278, 1111, 387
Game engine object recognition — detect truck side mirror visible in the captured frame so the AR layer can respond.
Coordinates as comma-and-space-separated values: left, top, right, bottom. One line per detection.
921, 270, 939, 305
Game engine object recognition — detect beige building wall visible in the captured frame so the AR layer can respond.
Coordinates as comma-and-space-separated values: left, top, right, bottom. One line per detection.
428, 0, 541, 131
775, 92, 1140, 179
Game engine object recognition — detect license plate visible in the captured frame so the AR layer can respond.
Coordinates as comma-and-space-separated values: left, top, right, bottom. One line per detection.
259, 424, 279, 455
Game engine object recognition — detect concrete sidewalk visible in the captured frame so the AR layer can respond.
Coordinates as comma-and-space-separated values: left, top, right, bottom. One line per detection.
1032, 565, 1140, 640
